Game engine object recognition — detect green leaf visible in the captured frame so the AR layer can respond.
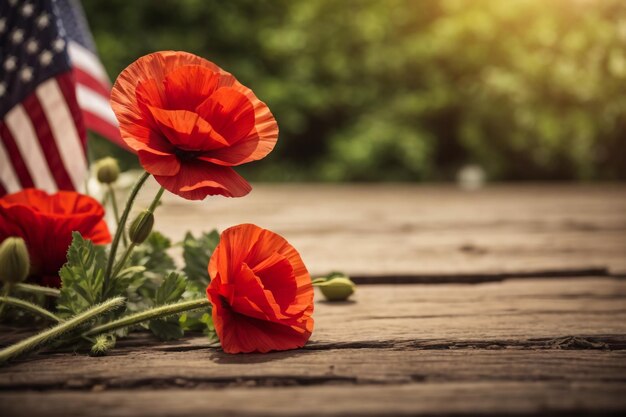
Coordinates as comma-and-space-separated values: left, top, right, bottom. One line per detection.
57, 233, 107, 317
116, 266, 146, 280
148, 318, 184, 340
124, 231, 176, 310
182, 229, 220, 289
176, 230, 220, 341
131, 231, 176, 274
179, 311, 210, 331
179, 310, 218, 346
154, 272, 187, 305
148, 272, 188, 340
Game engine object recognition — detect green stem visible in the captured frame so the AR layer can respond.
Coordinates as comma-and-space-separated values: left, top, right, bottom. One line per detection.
100, 190, 108, 207
148, 187, 165, 213
108, 186, 164, 282
107, 184, 128, 248
85, 298, 209, 337
13, 283, 60, 298
110, 243, 137, 280
0, 297, 125, 364
103, 171, 150, 297
0, 283, 12, 318
0, 297, 62, 323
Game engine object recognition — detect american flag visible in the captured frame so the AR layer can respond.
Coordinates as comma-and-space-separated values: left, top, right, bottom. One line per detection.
0, 0, 122, 196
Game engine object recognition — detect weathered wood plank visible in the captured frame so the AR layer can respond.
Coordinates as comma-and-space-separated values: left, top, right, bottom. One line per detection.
2, 278, 624, 351
1, 278, 625, 415
310, 277, 626, 346
2, 184, 622, 415
1, 278, 624, 380
2, 382, 626, 417
134, 182, 626, 278
1, 349, 625, 390
71, 276, 626, 350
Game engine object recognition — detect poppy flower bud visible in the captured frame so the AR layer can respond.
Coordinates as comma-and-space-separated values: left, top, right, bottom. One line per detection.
0, 237, 30, 284
317, 276, 355, 301
128, 210, 154, 244
95, 157, 120, 184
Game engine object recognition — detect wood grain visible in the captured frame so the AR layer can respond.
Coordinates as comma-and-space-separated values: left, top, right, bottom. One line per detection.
2, 278, 625, 410
2, 184, 626, 416
311, 277, 626, 346
2, 348, 625, 390
2, 277, 624, 351
2, 382, 626, 417
133, 182, 626, 278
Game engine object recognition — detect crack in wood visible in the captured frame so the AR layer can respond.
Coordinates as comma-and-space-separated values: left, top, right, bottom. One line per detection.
123, 335, 625, 355
14, 335, 617, 356
305, 335, 625, 351
350, 268, 613, 284
49, 335, 626, 355
0, 375, 364, 392
7, 371, 626, 393
3, 346, 626, 392
2, 343, 625, 394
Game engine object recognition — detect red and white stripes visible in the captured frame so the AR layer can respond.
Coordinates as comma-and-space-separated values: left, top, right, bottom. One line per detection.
68, 41, 125, 149
0, 41, 126, 195
0, 73, 86, 194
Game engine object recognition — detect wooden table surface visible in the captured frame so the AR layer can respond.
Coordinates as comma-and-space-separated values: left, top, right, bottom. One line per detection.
1, 183, 626, 416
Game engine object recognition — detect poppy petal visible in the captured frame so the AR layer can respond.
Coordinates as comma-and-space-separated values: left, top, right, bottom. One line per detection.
230, 263, 296, 323
137, 149, 181, 177
111, 51, 278, 198
251, 251, 298, 312
216, 308, 312, 354
220, 83, 279, 164
197, 89, 277, 166
136, 77, 167, 113
147, 106, 229, 151
197, 138, 270, 167
154, 160, 251, 200
209, 223, 263, 288
206, 224, 314, 353
164, 65, 234, 111
0, 189, 111, 287
196, 87, 255, 145
245, 228, 311, 296
111, 51, 226, 150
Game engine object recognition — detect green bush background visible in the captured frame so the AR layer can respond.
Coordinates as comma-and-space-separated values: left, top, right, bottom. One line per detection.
85, 0, 626, 181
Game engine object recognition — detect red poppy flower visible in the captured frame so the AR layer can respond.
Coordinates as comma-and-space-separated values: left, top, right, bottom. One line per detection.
0, 189, 111, 287
110, 51, 278, 200
206, 224, 314, 353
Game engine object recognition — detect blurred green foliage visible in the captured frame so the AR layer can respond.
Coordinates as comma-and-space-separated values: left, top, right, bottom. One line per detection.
85, 0, 626, 181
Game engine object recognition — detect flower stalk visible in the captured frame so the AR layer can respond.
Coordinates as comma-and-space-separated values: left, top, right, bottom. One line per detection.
103, 171, 150, 295
109, 185, 164, 282
0, 296, 62, 323
110, 242, 137, 280
85, 298, 209, 337
13, 283, 60, 298
148, 187, 165, 213
107, 184, 128, 248
0, 284, 11, 318
0, 297, 125, 364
